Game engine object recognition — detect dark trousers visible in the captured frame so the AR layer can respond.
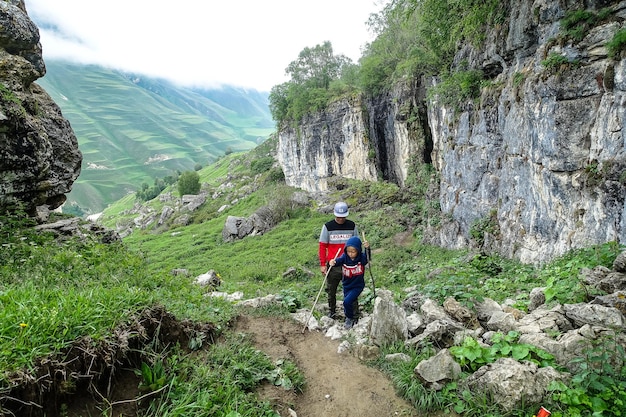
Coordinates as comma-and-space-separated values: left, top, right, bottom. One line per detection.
325, 266, 342, 313
343, 285, 364, 320
325, 266, 359, 318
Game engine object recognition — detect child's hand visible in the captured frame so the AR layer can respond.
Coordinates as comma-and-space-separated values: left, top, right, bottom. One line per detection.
329, 259, 336, 266
364, 241, 370, 248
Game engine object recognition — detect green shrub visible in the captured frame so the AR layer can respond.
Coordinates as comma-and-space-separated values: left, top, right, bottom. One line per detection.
561, 8, 612, 42
137, 177, 168, 202
450, 332, 557, 373
266, 167, 285, 183
178, 170, 201, 196
251, 157, 275, 175
547, 338, 626, 417
561, 9, 597, 41
541, 53, 578, 72
428, 70, 484, 112
607, 29, 626, 59
469, 209, 499, 249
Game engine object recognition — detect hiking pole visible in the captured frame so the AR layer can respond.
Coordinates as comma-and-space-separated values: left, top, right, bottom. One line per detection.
301, 248, 342, 334
362, 231, 376, 299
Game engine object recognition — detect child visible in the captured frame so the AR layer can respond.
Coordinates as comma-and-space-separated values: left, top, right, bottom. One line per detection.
328, 236, 370, 329
318, 201, 359, 319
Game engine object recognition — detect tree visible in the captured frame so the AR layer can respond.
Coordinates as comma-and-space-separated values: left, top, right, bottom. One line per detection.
285, 41, 352, 89
269, 41, 354, 123
178, 171, 201, 196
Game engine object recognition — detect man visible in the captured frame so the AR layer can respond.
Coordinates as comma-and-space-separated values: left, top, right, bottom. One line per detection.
318, 201, 359, 319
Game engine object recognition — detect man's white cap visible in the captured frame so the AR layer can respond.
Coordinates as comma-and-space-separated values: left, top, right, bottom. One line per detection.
334, 202, 349, 217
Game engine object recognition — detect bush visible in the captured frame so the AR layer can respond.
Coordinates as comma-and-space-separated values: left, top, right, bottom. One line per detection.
607, 29, 626, 60
178, 171, 201, 196
561, 8, 612, 42
137, 178, 167, 202
428, 69, 484, 112
266, 167, 285, 183
251, 157, 275, 175
541, 53, 578, 72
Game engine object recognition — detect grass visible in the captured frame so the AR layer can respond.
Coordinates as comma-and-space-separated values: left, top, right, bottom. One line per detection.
0, 217, 236, 378
142, 333, 304, 416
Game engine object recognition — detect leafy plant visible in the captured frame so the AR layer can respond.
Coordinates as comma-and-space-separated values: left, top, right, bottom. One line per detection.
266, 359, 305, 392
469, 254, 503, 275
469, 209, 499, 249
279, 290, 302, 313
537, 243, 621, 304
269, 41, 354, 123
561, 9, 597, 41
188, 331, 207, 351
251, 157, 275, 175
449, 332, 557, 373
561, 8, 612, 42
137, 360, 168, 392
547, 339, 626, 416
429, 69, 485, 112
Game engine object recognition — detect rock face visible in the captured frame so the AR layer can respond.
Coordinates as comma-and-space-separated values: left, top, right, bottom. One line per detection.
428, 1, 626, 264
0, 0, 82, 213
277, 95, 378, 192
276, 0, 626, 265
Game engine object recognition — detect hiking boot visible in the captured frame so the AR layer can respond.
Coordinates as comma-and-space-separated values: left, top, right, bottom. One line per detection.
327, 311, 337, 319
344, 318, 354, 329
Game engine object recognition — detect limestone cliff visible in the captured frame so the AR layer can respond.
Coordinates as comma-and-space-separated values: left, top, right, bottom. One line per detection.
277, 95, 378, 192
277, 0, 626, 264
0, 0, 81, 214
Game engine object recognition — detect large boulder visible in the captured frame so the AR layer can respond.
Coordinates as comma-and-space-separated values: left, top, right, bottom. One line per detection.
0, 0, 82, 214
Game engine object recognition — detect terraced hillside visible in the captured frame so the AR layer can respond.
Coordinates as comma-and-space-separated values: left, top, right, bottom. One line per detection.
37, 60, 275, 214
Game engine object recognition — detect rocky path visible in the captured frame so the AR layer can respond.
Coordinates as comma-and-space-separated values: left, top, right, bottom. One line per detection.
235, 314, 422, 417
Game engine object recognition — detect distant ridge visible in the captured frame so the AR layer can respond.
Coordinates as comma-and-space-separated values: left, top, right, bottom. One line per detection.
37, 59, 275, 213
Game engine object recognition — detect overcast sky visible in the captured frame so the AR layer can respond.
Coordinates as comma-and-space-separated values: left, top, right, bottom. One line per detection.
25, 0, 386, 92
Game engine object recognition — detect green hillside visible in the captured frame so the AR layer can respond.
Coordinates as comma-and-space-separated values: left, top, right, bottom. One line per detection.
2, 136, 624, 415
36, 60, 275, 214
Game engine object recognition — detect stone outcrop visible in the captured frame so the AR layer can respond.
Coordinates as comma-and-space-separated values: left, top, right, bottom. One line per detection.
276, 1, 626, 265
222, 206, 278, 242
34, 217, 121, 244
0, 1, 82, 214
277, 95, 378, 192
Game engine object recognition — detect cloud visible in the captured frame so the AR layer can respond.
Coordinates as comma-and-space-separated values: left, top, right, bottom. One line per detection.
25, 0, 386, 91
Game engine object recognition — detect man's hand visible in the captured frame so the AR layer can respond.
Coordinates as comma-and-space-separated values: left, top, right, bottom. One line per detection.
320, 265, 327, 274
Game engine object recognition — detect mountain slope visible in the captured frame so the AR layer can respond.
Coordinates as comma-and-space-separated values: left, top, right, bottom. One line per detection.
36, 60, 275, 213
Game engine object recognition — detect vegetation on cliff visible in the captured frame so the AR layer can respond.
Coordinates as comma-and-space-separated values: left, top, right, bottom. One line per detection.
269, 0, 503, 123
270, 0, 626, 125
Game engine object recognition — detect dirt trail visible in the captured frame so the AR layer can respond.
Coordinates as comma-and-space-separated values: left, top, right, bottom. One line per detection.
235, 315, 421, 417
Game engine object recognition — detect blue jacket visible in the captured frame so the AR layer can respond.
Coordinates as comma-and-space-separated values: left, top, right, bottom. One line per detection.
333, 236, 369, 292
